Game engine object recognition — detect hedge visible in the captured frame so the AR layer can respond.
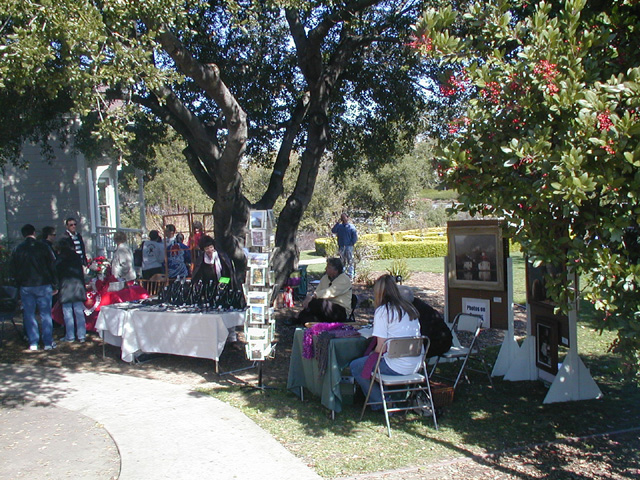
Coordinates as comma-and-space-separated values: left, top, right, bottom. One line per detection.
314, 235, 448, 259
376, 240, 448, 259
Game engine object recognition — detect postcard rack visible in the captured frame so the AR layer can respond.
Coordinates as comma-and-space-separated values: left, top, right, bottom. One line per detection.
244, 209, 277, 362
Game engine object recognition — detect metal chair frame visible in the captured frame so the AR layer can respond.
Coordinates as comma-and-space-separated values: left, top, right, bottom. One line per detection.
429, 313, 494, 390
360, 336, 438, 437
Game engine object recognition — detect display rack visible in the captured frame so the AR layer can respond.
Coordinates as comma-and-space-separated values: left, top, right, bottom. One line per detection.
243, 210, 277, 386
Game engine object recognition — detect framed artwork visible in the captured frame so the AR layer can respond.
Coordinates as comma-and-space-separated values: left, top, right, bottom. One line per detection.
447, 221, 506, 291
247, 252, 269, 268
536, 317, 559, 374
247, 291, 269, 306
250, 267, 267, 286
251, 229, 267, 247
249, 305, 265, 323
246, 327, 270, 342
249, 210, 265, 230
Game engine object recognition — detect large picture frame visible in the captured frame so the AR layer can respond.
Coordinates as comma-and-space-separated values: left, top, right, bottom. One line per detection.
535, 316, 559, 374
447, 221, 505, 291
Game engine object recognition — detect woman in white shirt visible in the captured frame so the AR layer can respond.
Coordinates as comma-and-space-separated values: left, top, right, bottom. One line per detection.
350, 274, 422, 410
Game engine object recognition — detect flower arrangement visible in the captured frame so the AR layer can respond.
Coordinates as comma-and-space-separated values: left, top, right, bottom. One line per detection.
88, 256, 111, 280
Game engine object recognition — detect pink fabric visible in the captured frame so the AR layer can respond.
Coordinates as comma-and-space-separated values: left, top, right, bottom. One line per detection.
302, 322, 355, 359
361, 352, 380, 380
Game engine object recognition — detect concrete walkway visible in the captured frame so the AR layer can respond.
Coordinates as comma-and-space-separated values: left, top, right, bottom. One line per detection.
0, 364, 321, 480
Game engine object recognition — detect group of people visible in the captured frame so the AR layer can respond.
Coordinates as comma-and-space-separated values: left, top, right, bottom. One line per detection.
10, 218, 89, 351
139, 222, 231, 284
289, 252, 451, 413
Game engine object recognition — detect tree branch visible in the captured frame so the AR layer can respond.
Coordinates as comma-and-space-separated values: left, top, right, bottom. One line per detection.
254, 92, 310, 209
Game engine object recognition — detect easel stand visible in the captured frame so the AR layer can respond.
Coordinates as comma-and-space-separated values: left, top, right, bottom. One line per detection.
543, 306, 602, 403
492, 258, 519, 376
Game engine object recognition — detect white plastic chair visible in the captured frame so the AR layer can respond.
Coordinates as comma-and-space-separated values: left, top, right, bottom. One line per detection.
360, 336, 438, 437
429, 313, 494, 390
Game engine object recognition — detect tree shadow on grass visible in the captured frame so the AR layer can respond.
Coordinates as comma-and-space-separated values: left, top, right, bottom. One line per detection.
205, 352, 640, 478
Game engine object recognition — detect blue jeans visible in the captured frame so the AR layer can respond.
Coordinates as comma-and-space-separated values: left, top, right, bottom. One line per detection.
350, 355, 401, 410
20, 285, 54, 348
62, 301, 86, 341
339, 245, 355, 277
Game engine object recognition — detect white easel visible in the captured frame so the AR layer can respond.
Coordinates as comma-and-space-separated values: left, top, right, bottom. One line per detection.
502, 269, 602, 402
492, 257, 519, 376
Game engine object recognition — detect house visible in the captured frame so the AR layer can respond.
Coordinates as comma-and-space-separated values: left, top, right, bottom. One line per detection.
0, 125, 145, 256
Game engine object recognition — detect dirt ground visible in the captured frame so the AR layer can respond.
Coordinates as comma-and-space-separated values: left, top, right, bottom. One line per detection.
1, 271, 638, 480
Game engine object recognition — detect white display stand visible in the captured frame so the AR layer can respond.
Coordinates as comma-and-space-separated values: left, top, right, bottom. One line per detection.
543, 303, 602, 403
502, 268, 602, 402
492, 258, 519, 376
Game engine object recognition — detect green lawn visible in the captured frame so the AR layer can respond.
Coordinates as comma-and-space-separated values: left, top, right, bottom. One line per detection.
206, 315, 638, 478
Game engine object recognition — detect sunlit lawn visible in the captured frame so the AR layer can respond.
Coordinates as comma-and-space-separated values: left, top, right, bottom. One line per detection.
205, 287, 639, 477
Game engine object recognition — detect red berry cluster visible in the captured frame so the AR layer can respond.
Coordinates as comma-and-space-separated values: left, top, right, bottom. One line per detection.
597, 110, 613, 132
533, 60, 559, 95
407, 34, 433, 52
480, 81, 501, 104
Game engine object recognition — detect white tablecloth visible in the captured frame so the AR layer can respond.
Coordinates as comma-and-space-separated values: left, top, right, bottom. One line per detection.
96, 305, 245, 362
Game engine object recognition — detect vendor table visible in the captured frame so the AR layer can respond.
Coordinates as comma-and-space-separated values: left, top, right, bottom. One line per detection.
287, 327, 368, 414
96, 305, 245, 366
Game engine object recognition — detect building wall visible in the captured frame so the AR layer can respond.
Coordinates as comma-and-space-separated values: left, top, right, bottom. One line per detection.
0, 132, 92, 251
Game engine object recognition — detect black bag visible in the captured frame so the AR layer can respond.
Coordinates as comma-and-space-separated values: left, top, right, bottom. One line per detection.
413, 297, 453, 358
0, 286, 18, 313
133, 242, 144, 267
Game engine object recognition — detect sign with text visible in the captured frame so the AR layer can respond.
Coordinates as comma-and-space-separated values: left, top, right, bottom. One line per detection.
462, 297, 490, 328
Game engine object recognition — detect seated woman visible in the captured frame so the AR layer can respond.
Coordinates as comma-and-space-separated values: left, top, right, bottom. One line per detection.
288, 257, 352, 325
350, 275, 422, 411
191, 235, 234, 285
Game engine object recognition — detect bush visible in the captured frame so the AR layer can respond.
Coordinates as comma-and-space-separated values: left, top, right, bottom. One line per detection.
386, 258, 412, 282
315, 228, 449, 259
376, 240, 448, 259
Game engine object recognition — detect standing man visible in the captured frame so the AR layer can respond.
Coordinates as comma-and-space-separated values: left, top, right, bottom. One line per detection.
331, 213, 358, 277
62, 217, 87, 266
41, 226, 57, 260
11, 224, 59, 351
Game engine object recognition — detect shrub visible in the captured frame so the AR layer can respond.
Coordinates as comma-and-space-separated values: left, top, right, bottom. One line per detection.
386, 258, 412, 283
376, 240, 448, 259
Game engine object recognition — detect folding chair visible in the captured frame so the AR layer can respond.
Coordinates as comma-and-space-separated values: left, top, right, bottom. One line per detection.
360, 336, 438, 437
138, 274, 170, 297
429, 313, 494, 390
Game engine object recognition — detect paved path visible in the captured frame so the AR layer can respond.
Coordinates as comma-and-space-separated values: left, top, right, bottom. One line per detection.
0, 364, 321, 480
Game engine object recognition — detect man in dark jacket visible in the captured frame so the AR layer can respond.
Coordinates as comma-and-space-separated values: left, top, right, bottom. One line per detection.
11, 224, 59, 351
62, 217, 87, 266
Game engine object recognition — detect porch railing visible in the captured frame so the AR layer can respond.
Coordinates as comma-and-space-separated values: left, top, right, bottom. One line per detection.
94, 226, 144, 257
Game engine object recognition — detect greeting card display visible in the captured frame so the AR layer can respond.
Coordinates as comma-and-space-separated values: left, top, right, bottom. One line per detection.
244, 209, 276, 362
250, 267, 267, 286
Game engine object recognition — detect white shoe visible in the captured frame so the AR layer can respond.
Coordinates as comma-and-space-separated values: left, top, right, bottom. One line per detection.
44, 342, 57, 351
29, 345, 38, 351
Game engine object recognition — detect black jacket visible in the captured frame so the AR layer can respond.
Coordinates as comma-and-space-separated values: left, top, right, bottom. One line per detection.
11, 237, 58, 289
55, 250, 87, 304
62, 230, 87, 266
191, 250, 235, 287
